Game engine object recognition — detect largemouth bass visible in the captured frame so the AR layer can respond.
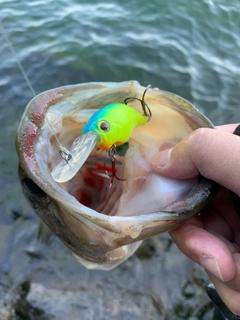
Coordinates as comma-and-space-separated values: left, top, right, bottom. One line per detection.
16, 81, 216, 270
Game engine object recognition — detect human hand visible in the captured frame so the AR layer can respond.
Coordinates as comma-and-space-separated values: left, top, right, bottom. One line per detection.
151, 124, 240, 315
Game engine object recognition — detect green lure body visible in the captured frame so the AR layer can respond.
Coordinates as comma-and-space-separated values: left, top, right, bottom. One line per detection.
82, 103, 146, 150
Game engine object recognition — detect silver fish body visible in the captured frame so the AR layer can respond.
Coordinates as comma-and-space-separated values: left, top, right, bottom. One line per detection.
16, 81, 217, 270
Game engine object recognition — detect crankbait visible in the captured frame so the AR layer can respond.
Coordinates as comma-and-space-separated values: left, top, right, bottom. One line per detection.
52, 85, 152, 185
82, 103, 147, 150
81, 103, 146, 186
81, 86, 151, 186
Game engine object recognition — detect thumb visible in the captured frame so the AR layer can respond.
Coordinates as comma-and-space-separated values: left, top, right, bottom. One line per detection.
151, 127, 240, 194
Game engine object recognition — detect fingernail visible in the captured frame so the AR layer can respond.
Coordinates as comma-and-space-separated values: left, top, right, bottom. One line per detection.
200, 257, 224, 282
151, 148, 172, 168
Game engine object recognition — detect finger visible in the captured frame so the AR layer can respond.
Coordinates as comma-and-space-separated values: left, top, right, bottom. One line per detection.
151, 127, 240, 195
207, 189, 240, 245
215, 123, 239, 133
207, 254, 240, 316
169, 216, 236, 282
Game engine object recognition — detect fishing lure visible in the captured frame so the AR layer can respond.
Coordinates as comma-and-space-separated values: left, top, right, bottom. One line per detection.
52, 86, 152, 185
81, 86, 152, 186
82, 103, 147, 150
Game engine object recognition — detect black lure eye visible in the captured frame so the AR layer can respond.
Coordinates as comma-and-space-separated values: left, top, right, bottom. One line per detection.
99, 120, 110, 132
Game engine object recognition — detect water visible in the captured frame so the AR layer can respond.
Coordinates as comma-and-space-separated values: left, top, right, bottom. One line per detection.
0, 0, 240, 319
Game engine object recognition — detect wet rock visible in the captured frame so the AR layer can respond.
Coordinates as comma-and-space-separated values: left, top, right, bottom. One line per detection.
25, 282, 164, 320
166, 264, 214, 320
0, 308, 11, 320
1, 280, 49, 320
0, 219, 215, 320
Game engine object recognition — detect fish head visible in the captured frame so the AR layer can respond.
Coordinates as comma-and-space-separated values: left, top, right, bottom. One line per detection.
16, 81, 217, 270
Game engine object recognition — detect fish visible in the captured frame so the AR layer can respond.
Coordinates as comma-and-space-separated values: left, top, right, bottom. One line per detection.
16, 81, 217, 270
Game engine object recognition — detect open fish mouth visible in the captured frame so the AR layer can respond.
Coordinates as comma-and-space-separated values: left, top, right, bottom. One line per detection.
16, 81, 217, 270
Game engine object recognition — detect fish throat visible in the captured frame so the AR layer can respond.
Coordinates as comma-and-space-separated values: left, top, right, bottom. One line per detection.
66, 146, 126, 215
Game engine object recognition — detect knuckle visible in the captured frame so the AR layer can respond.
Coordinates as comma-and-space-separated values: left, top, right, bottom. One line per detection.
187, 127, 214, 157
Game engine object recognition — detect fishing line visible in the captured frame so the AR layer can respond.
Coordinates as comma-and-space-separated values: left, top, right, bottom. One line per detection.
0, 20, 70, 157
0, 20, 36, 97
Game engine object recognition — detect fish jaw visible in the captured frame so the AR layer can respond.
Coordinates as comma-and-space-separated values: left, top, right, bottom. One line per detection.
16, 81, 217, 270
115, 144, 198, 217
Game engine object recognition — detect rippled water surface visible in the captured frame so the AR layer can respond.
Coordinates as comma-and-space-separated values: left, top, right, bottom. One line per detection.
0, 0, 240, 319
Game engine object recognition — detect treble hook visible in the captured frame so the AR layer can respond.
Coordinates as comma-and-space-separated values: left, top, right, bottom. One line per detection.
124, 84, 152, 122
106, 144, 126, 188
